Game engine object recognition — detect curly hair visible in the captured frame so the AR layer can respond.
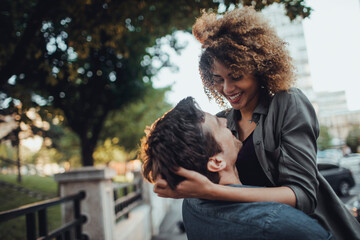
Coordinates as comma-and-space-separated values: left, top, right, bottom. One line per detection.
141, 97, 222, 190
192, 7, 295, 106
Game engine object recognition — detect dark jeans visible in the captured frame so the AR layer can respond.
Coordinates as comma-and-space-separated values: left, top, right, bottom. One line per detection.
182, 190, 335, 240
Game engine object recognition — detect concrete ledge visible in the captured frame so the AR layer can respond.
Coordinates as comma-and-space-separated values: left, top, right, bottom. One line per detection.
54, 166, 116, 182
114, 204, 152, 240
55, 166, 117, 240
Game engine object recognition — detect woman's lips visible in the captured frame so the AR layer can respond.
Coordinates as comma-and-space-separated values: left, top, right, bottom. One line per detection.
227, 92, 242, 104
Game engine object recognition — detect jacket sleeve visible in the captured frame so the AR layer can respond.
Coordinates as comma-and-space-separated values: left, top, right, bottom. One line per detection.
275, 88, 320, 214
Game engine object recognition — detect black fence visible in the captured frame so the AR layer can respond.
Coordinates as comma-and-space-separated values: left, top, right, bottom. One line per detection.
0, 191, 87, 240
113, 176, 143, 221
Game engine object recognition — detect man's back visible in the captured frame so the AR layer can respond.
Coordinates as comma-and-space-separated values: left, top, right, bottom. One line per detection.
183, 193, 334, 240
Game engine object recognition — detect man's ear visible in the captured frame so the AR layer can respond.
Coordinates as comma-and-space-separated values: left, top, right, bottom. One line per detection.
207, 156, 226, 172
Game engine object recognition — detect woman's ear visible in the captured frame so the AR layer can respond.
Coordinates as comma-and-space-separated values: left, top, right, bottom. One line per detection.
207, 156, 226, 172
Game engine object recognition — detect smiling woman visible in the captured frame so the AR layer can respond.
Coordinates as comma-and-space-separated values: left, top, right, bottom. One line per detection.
211, 61, 259, 118
194, 8, 295, 109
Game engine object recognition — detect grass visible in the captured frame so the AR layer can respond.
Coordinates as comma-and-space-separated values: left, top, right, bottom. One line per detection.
0, 174, 58, 197
0, 174, 61, 240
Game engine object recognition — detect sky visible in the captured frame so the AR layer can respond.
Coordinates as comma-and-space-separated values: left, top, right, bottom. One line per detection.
153, 0, 360, 114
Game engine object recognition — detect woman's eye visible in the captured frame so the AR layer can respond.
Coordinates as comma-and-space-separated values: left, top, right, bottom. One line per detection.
232, 75, 243, 81
214, 79, 224, 84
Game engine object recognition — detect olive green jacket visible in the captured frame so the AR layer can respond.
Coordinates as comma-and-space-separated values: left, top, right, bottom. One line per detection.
217, 88, 360, 240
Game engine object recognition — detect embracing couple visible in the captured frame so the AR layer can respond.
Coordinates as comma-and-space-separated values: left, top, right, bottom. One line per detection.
141, 7, 360, 240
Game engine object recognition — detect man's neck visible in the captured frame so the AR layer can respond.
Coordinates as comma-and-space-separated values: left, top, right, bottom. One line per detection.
218, 168, 242, 185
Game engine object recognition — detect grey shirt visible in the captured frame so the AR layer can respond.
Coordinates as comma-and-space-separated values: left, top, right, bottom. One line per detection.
217, 88, 360, 240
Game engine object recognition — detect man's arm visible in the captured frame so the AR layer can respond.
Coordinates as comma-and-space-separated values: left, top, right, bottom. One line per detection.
154, 167, 296, 207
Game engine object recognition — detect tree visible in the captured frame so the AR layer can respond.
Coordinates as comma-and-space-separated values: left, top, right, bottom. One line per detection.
99, 86, 172, 153
39, 124, 82, 168
0, 101, 61, 180
317, 125, 332, 151
0, 0, 311, 166
346, 126, 360, 153
93, 86, 172, 165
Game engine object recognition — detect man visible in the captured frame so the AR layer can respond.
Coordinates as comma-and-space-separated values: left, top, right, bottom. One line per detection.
141, 97, 334, 240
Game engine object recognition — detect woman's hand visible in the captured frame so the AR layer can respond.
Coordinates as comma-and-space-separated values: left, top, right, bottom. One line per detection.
153, 167, 296, 207
154, 167, 214, 199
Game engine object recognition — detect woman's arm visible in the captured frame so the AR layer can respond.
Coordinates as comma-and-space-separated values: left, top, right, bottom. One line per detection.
154, 167, 296, 207
271, 88, 320, 213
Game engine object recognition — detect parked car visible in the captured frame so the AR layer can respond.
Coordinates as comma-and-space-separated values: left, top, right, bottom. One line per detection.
317, 163, 355, 196
340, 153, 360, 174
317, 149, 342, 164
345, 194, 360, 222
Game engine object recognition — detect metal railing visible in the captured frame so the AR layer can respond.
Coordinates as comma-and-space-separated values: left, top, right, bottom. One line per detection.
0, 191, 87, 240
113, 177, 143, 221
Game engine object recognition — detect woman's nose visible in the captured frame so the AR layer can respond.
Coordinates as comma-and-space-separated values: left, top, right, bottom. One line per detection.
223, 79, 235, 94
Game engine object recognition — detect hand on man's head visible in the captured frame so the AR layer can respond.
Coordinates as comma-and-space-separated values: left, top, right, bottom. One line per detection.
153, 167, 214, 199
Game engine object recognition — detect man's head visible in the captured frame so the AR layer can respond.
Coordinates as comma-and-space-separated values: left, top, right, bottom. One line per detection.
141, 97, 242, 189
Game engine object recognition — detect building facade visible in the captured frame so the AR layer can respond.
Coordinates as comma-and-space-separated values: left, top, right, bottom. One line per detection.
261, 4, 360, 148
262, 4, 315, 101
319, 110, 360, 144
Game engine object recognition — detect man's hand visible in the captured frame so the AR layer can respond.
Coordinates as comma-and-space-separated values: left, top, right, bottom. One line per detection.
154, 167, 214, 199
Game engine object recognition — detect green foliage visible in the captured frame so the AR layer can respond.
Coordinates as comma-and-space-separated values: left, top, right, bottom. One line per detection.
1, 0, 311, 166
93, 140, 131, 165
239, 0, 311, 20
317, 125, 333, 150
100, 86, 172, 152
0, 144, 16, 168
42, 125, 82, 168
346, 126, 360, 153
93, 86, 172, 164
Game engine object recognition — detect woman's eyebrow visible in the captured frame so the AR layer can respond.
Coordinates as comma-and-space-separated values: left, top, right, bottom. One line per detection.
212, 73, 232, 77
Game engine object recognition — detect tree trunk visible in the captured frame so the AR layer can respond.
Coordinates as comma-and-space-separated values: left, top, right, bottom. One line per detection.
78, 111, 109, 166
80, 137, 96, 166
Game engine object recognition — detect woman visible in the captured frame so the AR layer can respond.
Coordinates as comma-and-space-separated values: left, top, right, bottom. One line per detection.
153, 7, 360, 240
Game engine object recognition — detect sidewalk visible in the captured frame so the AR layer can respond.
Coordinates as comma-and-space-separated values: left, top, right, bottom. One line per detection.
151, 199, 187, 240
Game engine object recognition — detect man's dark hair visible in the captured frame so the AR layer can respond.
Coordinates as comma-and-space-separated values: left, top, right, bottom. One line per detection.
141, 97, 222, 190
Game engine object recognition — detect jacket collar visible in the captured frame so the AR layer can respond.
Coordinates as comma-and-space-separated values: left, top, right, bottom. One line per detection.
224, 94, 271, 131
225, 109, 239, 133
253, 93, 271, 116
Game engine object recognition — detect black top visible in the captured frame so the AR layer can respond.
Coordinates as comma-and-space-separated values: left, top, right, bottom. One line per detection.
236, 132, 272, 187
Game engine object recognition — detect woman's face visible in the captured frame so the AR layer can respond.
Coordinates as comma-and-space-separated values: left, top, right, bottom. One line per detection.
212, 60, 259, 113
